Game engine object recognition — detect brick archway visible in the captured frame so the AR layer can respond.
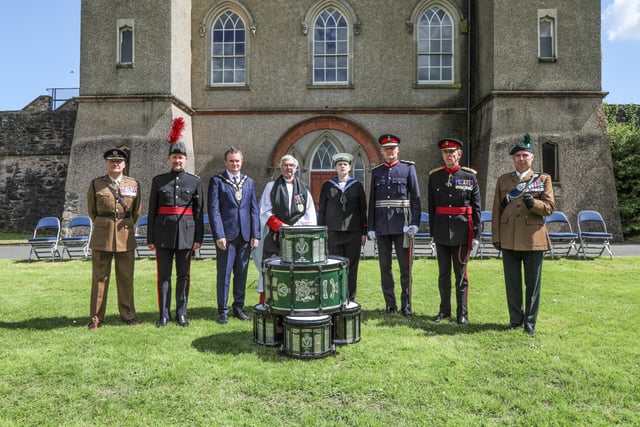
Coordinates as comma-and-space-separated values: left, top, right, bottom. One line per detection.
270, 115, 380, 166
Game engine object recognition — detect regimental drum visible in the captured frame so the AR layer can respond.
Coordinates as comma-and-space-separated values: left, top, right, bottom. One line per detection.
263, 256, 348, 314
282, 315, 334, 359
252, 304, 283, 346
332, 301, 361, 345
279, 226, 327, 265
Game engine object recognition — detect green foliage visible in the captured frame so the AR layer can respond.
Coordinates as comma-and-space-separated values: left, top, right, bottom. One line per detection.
604, 103, 640, 240
1, 258, 639, 426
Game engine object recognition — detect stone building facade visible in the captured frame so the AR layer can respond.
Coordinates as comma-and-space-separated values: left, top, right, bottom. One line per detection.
57, 0, 620, 236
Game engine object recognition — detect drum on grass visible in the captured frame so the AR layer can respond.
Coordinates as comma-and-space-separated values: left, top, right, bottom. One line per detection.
332, 301, 361, 345
282, 315, 334, 359
279, 226, 327, 265
263, 256, 348, 314
252, 303, 283, 346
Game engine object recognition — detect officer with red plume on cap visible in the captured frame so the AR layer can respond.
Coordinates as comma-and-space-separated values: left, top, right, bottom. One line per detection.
147, 117, 204, 328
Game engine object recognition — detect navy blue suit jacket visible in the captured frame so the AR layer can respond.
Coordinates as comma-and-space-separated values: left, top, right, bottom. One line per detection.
207, 172, 260, 243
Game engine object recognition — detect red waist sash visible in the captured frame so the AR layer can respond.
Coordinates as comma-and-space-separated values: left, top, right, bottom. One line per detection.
157, 206, 193, 216
435, 206, 472, 215
435, 206, 474, 250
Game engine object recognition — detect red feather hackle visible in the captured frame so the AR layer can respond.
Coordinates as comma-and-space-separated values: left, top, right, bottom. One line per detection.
168, 117, 185, 144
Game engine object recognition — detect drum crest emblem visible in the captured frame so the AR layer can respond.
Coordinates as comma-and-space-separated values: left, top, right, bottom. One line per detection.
295, 238, 309, 256
277, 281, 290, 298
294, 279, 316, 302
322, 278, 338, 299
301, 334, 313, 350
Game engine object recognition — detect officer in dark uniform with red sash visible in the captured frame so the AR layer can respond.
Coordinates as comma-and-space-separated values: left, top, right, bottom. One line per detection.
428, 138, 481, 324
368, 134, 421, 317
148, 118, 204, 327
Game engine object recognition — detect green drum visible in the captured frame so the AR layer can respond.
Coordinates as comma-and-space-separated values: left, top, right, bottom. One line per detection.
252, 303, 283, 347
279, 226, 327, 265
283, 315, 334, 359
332, 301, 361, 345
263, 256, 348, 314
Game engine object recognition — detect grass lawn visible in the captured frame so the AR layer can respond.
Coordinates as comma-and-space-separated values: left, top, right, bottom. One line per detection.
1, 256, 638, 426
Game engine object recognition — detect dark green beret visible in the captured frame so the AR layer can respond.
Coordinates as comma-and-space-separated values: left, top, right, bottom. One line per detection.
509, 133, 534, 155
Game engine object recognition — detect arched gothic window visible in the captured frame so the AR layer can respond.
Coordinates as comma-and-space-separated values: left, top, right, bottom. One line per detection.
417, 7, 454, 83
313, 8, 349, 84
211, 11, 246, 85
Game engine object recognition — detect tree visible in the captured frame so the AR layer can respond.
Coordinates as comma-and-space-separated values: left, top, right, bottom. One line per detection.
604, 103, 640, 240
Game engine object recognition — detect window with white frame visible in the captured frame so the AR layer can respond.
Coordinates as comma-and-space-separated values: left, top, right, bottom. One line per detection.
313, 8, 349, 84
417, 7, 454, 83
211, 11, 246, 85
538, 9, 557, 59
117, 19, 134, 65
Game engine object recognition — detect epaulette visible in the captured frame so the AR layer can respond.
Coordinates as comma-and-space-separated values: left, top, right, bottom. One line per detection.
429, 166, 444, 175
461, 166, 477, 174
400, 160, 415, 165
372, 163, 384, 170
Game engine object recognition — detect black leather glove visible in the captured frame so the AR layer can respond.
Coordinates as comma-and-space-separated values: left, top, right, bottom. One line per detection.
522, 194, 534, 209
492, 242, 501, 251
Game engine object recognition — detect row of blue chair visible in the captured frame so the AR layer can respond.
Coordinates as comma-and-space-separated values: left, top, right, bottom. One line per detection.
28, 216, 93, 261
475, 210, 613, 260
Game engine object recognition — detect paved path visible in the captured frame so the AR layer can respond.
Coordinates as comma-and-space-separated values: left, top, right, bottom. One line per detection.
2, 241, 639, 260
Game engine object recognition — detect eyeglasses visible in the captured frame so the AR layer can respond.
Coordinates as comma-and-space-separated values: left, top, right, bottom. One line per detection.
281, 163, 297, 168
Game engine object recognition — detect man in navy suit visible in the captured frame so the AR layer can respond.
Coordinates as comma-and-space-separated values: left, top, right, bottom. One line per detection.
208, 147, 261, 324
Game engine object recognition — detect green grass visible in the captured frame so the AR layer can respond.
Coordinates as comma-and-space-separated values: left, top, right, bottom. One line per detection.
1, 256, 639, 426
0, 232, 31, 243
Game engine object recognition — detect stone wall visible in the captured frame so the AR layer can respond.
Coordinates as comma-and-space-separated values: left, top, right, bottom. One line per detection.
0, 110, 76, 232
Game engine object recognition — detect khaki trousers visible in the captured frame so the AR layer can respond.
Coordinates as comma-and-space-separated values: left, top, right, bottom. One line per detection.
89, 249, 136, 324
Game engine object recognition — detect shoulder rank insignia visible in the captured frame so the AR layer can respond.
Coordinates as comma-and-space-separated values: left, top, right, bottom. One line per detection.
429, 166, 444, 175
461, 166, 477, 174
400, 160, 415, 165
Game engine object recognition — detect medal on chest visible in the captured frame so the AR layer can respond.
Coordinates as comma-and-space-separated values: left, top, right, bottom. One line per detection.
293, 194, 304, 212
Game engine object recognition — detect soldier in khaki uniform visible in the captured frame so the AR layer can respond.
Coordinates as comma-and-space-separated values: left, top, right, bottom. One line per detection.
87, 147, 142, 329
491, 134, 555, 336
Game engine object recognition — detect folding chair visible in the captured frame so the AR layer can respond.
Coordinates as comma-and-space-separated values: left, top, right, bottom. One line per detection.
544, 211, 578, 259
196, 213, 216, 259
577, 210, 613, 259
134, 215, 155, 257
28, 216, 62, 261
475, 211, 500, 259
61, 216, 93, 260
413, 212, 436, 258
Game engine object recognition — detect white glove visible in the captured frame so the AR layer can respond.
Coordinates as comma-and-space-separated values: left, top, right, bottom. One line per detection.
367, 231, 376, 240
406, 225, 418, 236
472, 239, 479, 250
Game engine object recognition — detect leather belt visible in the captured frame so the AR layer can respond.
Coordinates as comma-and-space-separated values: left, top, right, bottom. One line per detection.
97, 211, 131, 219
157, 206, 193, 216
375, 200, 411, 208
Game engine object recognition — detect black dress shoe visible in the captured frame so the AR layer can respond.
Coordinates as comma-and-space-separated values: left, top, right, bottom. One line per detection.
401, 307, 412, 317
433, 313, 450, 323
177, 315, 189, 327
216, 313, 228, 324
523, 324, 535, 335
233, 310, 251, 321
503, 323, 522, 330
457, 315, 469, 325
156, 318, 168, 328
384, 306, 397, 314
